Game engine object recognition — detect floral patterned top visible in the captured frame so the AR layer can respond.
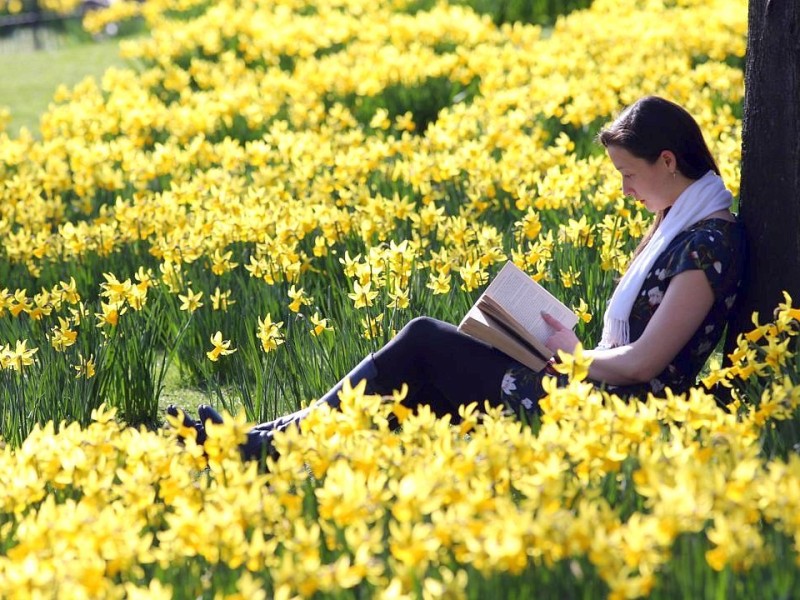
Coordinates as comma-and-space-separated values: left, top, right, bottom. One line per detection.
500, 218, 746, 415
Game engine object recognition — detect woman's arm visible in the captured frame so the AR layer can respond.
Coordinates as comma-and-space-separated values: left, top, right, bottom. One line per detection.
544, 269, 714, 386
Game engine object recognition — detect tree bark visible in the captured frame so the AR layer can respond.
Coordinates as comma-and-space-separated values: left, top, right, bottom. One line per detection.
724, 0, 800, 356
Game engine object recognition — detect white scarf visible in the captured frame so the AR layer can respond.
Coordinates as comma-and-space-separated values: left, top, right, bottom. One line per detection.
598, 170, 732, 349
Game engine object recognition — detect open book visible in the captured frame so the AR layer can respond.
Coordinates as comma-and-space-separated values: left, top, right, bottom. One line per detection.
458, 261, 578, 371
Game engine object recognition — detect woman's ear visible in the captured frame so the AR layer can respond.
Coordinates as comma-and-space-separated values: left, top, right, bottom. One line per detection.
661, 150, 677, 173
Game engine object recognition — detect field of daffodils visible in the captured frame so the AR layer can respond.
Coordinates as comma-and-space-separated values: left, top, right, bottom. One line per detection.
1, 0, 799, 597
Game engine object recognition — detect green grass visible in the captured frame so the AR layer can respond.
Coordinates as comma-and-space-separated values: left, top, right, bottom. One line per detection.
157, 366, 218, 428
0, 34, 129, 136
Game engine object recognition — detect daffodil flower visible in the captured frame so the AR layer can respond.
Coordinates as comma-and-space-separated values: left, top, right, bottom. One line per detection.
178, 288, 204, 313
206, 331, 236, 362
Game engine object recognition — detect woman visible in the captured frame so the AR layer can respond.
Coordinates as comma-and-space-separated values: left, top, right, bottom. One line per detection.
169, 96, 746, 460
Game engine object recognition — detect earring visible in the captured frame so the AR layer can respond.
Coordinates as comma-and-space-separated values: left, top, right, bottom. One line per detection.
672, 171, 677, 179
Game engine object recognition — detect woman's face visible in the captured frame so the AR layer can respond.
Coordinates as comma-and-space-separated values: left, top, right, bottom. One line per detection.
606, 145, 676, 213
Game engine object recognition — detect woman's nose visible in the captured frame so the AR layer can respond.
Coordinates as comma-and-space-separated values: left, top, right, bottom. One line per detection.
622, 181, 633, 197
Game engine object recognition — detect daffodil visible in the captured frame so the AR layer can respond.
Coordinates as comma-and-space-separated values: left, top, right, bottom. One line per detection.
348, 280, 379, 309
552, 342, 591, 382
50, 317, 78, 351
573, 298, 592, 324
309, 312, 333, 337
426, 270, 451, 295
210, 248, 239, 275
369, 108, 391, 130
178, 288, 204, 313
101, 272, 133, 305
458, 260, 487, 293
206, 331, 236, 362
395, 111, 415, 132
287, 285, 312, 313
559, 266, 581, 288
361, 313, 384, 340
74, 353, 97, 379
313, 235, 328, 257
95, 301, 125, 328
388, 287, 410, 310
1, 339, 38, 371
515, 208, 542, 241
257, 314, 284, 353
9, 289, 31, 317
210, 287, 235, 311
0, 287, 12, 316
559, 215, 594, 247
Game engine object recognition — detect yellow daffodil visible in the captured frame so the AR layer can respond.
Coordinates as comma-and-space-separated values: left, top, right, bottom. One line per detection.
50, 317, 78, 351
1, 339, 38, 371
309, 312, 333, 337
426, 270, 451, 295
458, 261, 487, 293
348, 280, 379, 309
388, 287, 410, 310
210, 249, 239, 275
552, 342, 591, 382
10, 289, 31, 318
573, 298, 592, 324
178, 288, 204, 313
74, 353, 97, 379
361, 313, 384, 340
257, 313, 285, 353
287, 285, 312, 313
210, 287, 235, 311
95, 301, 125, 328
206, 331, 236, 362
370, 108, 392, 130
559, 266, 581, 288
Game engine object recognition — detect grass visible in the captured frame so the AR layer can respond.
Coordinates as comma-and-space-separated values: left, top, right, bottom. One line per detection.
0, 32, 129, 136
157, 365, 217, 427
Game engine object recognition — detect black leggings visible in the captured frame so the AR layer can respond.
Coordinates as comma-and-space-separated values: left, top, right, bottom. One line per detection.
253, 316, 515, 435
240, 317, 516, 458
370, 316, 514, 418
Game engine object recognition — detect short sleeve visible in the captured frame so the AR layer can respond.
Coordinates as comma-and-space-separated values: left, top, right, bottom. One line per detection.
662, 225, 736, 301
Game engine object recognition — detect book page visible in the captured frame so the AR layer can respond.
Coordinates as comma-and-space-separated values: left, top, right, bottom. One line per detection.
458, 305, 547, 371
482, 262, 578, 343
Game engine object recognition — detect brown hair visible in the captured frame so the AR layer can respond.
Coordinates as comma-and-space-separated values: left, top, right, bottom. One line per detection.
597, 96, 720, 257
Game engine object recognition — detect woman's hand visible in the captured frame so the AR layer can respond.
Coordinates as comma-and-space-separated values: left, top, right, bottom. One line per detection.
542, 312, 580, 355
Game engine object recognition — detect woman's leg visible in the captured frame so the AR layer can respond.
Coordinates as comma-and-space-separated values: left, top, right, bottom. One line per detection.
370, 316, 514, 418
256, 316, 515, 423
185, 316, 515, 460
226, 353, 380, 434
239, 317, 513, 431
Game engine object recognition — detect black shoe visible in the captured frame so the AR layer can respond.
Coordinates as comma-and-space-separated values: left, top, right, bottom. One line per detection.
170, 405, 278, 465
166, 404, 207, 445
198, 404, 224, 426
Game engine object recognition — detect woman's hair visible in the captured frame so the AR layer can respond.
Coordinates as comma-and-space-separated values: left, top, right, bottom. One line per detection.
597, 96, 720, 257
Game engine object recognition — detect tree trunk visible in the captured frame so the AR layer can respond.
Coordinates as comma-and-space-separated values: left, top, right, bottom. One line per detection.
724, 0, 800, 357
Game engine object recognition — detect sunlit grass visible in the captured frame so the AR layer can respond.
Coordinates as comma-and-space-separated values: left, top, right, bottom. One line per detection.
0, 35, 128, 135
2, 0, 799, 597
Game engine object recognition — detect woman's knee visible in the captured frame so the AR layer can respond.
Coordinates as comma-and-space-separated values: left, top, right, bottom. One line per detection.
399, 316, 451, 345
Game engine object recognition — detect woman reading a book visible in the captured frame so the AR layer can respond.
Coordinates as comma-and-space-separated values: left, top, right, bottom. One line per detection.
169, 95, 746, 460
